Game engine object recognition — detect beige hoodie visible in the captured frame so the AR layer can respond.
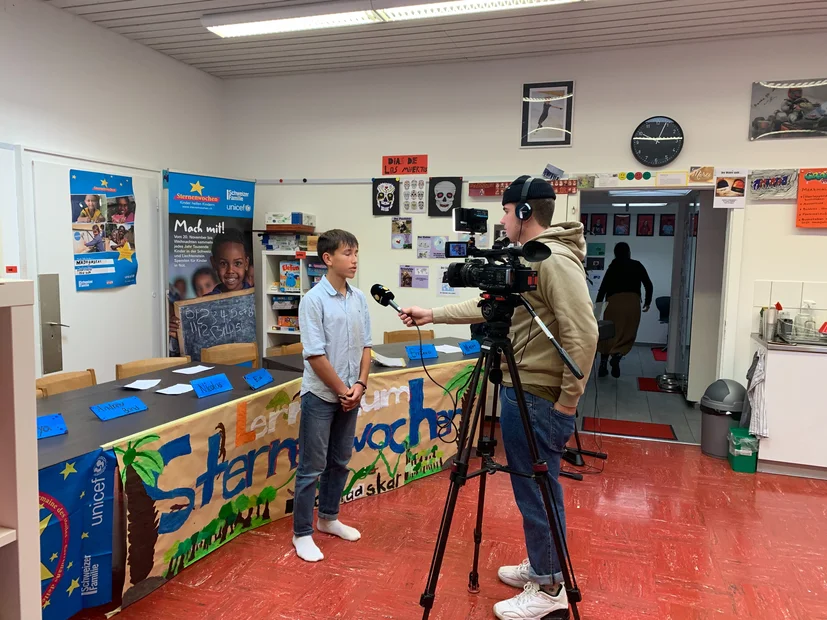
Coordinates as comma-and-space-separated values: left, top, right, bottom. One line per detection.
432, 222, 598, 408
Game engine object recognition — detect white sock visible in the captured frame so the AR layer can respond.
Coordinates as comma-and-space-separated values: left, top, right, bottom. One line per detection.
292, 535, 324, 562
317, 518, 361, 541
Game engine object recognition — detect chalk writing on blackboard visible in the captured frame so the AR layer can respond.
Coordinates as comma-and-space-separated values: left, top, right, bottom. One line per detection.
174, 289, 256, 361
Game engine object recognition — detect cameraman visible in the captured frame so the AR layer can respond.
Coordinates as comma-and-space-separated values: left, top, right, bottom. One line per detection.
399, 175, 598, 619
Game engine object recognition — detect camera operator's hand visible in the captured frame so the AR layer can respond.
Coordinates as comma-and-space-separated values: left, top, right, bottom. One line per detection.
399, 306, 433, 327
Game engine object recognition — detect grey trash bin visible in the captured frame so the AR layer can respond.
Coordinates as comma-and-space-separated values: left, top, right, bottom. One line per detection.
699, 379, 745, 459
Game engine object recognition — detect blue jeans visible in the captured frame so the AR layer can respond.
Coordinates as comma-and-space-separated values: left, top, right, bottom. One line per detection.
293, 392, 359, 537
500, 386, 575, 585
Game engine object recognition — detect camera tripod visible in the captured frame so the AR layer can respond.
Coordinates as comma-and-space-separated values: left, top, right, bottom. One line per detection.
419, 293, 582, 620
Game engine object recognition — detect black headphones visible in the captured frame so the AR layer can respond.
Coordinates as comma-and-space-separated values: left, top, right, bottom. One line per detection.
516, 176, 537, 221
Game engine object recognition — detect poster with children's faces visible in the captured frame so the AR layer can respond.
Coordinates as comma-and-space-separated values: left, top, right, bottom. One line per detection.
391, 217, 412, 249
166, 172, 256, 357
402, 177, 428, 214
70, 170, 138, 291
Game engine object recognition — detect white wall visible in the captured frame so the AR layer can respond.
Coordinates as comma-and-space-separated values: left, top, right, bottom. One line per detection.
0, 0, 223, 173
581, 204, 677, 344
222, 31, 827, 374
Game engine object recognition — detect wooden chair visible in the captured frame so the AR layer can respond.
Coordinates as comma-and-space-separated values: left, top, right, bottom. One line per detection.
36, 369, 97, 398
115, 356, 192, 380
384, 329, 435, 344
201, 343, 260, 369
280, 342, 303, 355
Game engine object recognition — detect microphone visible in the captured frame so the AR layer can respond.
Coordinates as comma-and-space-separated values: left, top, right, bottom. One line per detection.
370, 284, 403, 313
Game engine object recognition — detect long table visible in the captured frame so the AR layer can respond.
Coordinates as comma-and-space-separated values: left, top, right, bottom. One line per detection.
37, 343, 478, 617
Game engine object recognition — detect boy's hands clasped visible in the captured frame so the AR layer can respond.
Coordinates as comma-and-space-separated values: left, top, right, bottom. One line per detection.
339, 383, 364, 411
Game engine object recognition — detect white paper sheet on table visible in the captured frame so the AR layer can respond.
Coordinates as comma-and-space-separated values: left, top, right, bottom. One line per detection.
123, 379, 161, 390
156, 383, 194, 395
173, 365, 214, 375
434, 344, 462, 354
373, 353, 406, 368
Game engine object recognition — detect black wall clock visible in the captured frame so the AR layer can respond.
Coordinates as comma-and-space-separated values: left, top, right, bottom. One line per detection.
631, 116, 684, 168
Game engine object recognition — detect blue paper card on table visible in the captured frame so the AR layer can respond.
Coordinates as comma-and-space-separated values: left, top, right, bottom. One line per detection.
90, 396, 147, 421
191, 373, 233, 398
244, 368, 274, 390
406, 344, 438, 361
459, 339, 481, 355
37, 414, 68, 440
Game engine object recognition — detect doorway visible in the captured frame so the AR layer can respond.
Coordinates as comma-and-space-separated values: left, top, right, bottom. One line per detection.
21, 152, 165, 382
577, 188, 722, 444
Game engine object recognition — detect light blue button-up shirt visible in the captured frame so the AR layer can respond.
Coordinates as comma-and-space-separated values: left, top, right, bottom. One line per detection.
299, 276, 373, 403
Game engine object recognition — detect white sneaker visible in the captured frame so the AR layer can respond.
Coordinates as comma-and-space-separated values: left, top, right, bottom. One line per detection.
498, 559, 531, 588
493, 582, 569, 620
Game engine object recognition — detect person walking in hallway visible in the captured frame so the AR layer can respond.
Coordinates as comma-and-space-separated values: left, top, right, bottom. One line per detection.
596, 242, 653, 378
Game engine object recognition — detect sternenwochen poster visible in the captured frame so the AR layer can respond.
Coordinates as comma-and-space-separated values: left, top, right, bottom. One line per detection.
70, 170, 138, 291
165, 172, 256, 357
39, 449, 117, 619
112, 362, 477, 608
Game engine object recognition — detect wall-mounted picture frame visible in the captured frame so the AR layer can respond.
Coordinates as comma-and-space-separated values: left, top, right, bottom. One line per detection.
636, 214, 655, 237
580, 213, 589, 230
659, 214, 676, 236
613, 214, 631, 236
590, 213, 607, 236
521, 81, 574, 148
749, 79, 827, 141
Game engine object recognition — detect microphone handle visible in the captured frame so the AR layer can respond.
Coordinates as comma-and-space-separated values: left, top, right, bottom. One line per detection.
388, 299, 402, 313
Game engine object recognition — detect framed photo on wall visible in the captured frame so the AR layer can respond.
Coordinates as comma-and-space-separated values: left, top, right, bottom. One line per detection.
590, 213, 607, 236
521, 81, 574, 148
636, 214, 655, 236
613, 214, 631, 236
580, 213, 589, 230
659, 214, 676, 236
749, 79, 827, 141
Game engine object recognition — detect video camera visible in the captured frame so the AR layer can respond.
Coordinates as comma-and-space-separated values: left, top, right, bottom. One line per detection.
444, 208, 551, 295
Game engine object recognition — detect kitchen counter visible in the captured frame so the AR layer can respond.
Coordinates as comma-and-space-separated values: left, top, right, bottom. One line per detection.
750, 333, 826, 479
751, 333, 827, 355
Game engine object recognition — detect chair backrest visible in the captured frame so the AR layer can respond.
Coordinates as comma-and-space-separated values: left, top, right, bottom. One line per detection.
36, 369, 97, 398
201, 343, 259, 368
384, 329, 435, 344
115, 356, 192, 380
655, 296, 670, 323
281, 342, 304, 355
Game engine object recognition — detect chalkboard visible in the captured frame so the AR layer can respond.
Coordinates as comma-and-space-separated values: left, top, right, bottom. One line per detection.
174, 289, 256, 361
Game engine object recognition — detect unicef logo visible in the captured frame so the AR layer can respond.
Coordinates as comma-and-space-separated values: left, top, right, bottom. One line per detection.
245, 205, 252, 212
74, 232, 81, 241
93, 456, 107, 476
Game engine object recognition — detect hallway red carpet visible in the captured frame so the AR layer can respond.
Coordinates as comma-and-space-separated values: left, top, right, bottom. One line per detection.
77, 436, 827, 620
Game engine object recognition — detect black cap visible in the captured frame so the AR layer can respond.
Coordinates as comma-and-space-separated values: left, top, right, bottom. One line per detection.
502, 175, 556, 205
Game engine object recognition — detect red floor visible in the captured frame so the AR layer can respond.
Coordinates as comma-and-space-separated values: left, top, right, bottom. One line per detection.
77, 435, 827, 620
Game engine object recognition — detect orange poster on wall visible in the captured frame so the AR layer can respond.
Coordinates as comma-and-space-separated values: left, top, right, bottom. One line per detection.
796, 168, 827, 228
382, 154, 428, 176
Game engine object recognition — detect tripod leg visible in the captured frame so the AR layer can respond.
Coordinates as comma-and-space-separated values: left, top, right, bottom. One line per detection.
501, 343, 581, 620
420, 352, 486, 619
468, 353, 500, 594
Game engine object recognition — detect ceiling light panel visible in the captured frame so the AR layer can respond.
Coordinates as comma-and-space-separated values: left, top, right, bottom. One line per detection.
376, 0, 582, 21
205, 10, 383, 37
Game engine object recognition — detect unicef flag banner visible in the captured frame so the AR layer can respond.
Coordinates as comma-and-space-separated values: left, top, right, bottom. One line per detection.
70, 170, 139, 291
39, 448, 116, 618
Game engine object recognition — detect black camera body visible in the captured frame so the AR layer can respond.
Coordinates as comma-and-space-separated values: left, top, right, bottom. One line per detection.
446, 207, 551, 296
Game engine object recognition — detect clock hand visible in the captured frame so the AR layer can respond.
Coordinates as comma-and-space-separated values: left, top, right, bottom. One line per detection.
656, 123, 666, 144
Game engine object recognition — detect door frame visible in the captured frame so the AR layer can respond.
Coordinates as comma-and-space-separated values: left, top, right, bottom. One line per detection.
17, 145, 167, 376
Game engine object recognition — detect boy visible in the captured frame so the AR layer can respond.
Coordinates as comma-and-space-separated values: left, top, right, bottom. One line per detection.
191, 267, 219, 298
207, 228, 251, 295
84, 225, 105, 253
293, 229, 372, 562
78, 194, 104, 223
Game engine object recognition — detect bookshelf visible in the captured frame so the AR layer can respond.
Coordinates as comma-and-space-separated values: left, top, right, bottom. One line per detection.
261, 250, 358, 358
0, 279, 40, 619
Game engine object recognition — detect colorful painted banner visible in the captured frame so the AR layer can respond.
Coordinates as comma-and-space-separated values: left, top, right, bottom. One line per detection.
166, 171, 256, 357
111, 361, 476, 608
747, 169, 798, 200
39, 449, 117, 618
70, 170, 138, 291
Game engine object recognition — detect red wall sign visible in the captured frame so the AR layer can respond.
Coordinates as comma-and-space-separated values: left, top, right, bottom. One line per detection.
382, 155, 428, 176
468, 179, 578, 197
